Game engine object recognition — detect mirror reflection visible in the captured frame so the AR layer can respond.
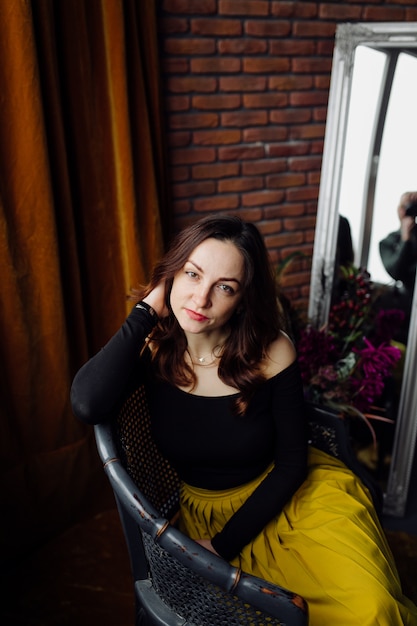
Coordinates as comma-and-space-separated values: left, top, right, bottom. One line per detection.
339, 45, 417, 294
310, 23, 417, 517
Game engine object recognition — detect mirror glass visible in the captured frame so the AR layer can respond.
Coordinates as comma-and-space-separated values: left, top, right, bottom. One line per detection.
309, 22, 417, 517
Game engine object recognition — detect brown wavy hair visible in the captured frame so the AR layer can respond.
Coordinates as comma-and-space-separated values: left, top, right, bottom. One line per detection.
140, 214, 284, 415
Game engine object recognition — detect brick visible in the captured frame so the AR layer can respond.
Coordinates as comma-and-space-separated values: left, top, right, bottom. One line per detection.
319, 4, 360, 20
219, 145, 265, 161
293, 21, 336, 38
164, 38, 216, 55
287, 187, 319, 203
256, 220, 283, 235
218, 177, 263, 193
232, 208, 264, 222
242, 159, 286, 176
289, 124, 325, 140
270, 109, 311, 125
243, 92, 288, 108
194, 195, 240, 212
219, 0, 269, 16
269, 76, 313, 91
162, 0, 216, 14
245, 20, 291, 38
278, 268, 311, 287
191, 57, 241, 73
243, 127, 288, 143
218, 39, 267, 55
192, 94, 241, 110
269, 40, 316, 56
193, 129, 241, 145
171, 180, 216, 198
292, 58, 333, 74
192, 162, 240, 179
293, 2, 317, 18
317, 40, 335, 57
268, 142, 310, 157
271, 2, 318, 19
284, 215, 317, 231
170, 147, 216, 165
311, 142, 324, 156
170, 112, 219, 129
220, 76, 267, 92
267, 173, 306, 189
308, 171, 321, 185
168, 131, 192, 147
313, 107, 328, 123
166, 76, 217, 93
266, 231, 304, 248
270, 1, 298, 18
290, 91, 328, 106
163, 58, 190, 74
165, 95, 190, 112
315, 75, 331, 90
289, 156, 322, 172
363, 7, 405, 21
191, 18, 242, 36
242, 190, 284, 207
221, 110, 268, 127
244, 57, 291, 74
264, 204, 305, 219
406, 8, 417, 20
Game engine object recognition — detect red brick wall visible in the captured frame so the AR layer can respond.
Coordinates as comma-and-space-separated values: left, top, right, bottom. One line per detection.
157, 0, 417, 316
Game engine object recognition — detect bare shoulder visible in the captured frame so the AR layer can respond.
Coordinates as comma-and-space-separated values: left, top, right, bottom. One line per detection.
262, 331, 297, 379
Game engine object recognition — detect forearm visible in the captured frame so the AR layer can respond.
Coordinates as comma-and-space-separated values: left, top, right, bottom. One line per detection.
211, 458, 307, 561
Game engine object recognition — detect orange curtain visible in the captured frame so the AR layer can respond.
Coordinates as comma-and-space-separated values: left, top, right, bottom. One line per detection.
0, 0, 169, 561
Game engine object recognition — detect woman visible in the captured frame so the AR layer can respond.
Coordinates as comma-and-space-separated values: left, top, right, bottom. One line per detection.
71, 215, 417, 625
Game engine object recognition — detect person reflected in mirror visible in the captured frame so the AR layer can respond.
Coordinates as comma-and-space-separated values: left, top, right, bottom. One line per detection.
379, 191, 417, 335
331, 214, 355, 305
71, 215, 417, 626
337, 214, 354, 268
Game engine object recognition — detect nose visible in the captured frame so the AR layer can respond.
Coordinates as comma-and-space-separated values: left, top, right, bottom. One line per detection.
193, 282, 212, 309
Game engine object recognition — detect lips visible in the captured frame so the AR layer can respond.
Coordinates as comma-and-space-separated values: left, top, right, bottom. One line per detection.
185, 308, 209, 322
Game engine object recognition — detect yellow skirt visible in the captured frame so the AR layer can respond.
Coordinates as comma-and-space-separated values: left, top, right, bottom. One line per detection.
180, 447, 417, 626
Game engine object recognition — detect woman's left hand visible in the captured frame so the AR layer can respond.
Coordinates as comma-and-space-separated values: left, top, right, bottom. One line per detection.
194, 538, 221, 556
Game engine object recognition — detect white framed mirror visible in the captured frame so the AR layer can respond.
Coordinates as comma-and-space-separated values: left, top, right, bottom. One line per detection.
309, 22, 417, 517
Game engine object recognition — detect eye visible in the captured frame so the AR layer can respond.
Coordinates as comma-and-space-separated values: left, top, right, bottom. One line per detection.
218, 283, 234, 294
185, 270, 198, 279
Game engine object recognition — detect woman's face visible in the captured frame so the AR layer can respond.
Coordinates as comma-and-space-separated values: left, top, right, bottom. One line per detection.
170, 238, 245, 336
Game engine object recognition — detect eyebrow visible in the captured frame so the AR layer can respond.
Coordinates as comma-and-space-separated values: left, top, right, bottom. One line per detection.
187, 258, 242, 285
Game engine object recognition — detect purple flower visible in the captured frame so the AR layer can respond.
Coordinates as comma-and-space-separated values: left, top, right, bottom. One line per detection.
355, 338, 402, 379
350, 377, 386, 411
297, 326, 338, 383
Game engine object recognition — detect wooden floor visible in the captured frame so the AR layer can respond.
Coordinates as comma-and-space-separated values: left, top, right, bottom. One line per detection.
3, 504, 135, 626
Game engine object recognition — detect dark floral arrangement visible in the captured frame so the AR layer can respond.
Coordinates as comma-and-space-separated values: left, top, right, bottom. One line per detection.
297, 266, 404, 438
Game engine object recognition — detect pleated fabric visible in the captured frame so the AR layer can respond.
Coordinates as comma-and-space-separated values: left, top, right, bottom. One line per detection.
180, 447, 417, 626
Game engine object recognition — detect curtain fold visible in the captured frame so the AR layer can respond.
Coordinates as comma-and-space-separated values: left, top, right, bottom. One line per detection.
0, 0, 168, 560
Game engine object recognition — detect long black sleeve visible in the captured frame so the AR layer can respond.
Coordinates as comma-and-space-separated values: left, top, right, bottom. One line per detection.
70, 306, 156, 424
210, 363, 308, 560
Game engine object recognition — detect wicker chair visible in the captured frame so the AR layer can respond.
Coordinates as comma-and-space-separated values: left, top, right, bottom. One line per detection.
94, 385, 383, 625
94, 384, 309, 626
